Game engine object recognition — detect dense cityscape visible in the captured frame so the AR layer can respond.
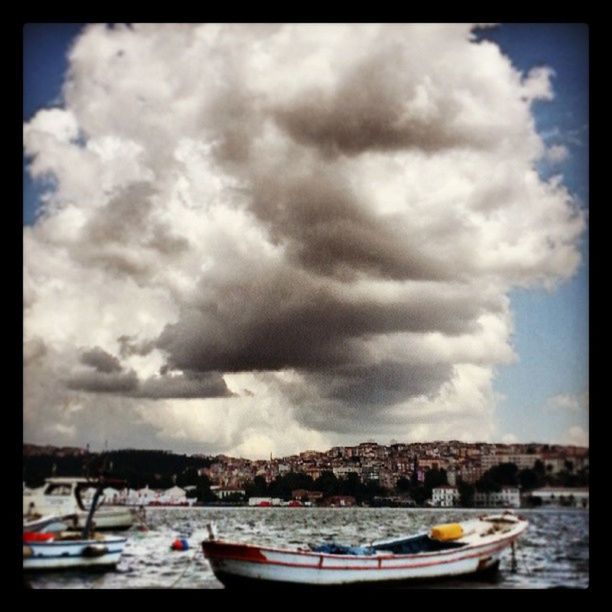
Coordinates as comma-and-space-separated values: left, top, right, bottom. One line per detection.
23, 439, 589, 509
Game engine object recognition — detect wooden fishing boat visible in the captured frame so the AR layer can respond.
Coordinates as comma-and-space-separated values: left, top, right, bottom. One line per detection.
201, 513, 528, 588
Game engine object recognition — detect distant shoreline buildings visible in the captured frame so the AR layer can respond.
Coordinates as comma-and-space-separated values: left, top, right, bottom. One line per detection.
193, 440, 589, 490
23, 440, 589, 488
23, 440, 588, 509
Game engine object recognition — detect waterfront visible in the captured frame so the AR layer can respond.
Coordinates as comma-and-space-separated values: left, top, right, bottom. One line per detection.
26, 507, 589, 589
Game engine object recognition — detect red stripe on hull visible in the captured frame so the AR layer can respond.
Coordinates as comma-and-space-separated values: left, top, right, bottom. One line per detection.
202, 541, 267, 562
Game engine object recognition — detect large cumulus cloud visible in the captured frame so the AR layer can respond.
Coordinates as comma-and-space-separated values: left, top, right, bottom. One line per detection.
23, 24, 585, 457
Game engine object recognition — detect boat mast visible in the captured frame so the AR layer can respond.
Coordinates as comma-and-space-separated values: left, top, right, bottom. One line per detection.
81, 483, 104, 539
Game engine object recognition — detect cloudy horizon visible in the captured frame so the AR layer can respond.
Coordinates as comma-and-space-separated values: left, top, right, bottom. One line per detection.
23, 23, 588, 458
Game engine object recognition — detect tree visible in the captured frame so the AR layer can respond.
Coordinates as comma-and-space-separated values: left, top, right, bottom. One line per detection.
396, 477, 412, 494
246, 475, 268, 498
423, 468, 447, 498
268, 472, 316, 499
458, 481, 475, 507
314, 471, 339, 497
476, 462, 518, 492
363, 480, 385, 500
410, 484, 429, 506
518, 468, 541, 492
195, 475, 216, 503
338, 472, 363, 498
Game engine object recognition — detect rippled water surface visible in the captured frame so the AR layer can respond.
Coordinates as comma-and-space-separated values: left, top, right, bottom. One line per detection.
26, 507, 589, 589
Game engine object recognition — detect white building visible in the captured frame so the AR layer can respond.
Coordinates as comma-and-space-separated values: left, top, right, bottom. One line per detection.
431, 486, 460, 507
474, 487, 521, 508
248, 497, 282, 506
480, 454, 541, 471
543, 456, 571, 474
120, 488, 141, 505
157, 485, 188, 505
213, 486, 246, 500
101, 486, 121, 505
134, 485, 159, 506
527, 487, 589, 508
332, 466, 361, 478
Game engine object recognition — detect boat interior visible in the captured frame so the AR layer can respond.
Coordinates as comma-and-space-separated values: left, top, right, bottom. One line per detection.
373, 534, 467, 554
308, 517, 521, 557
23, 530, 108, 543
310, 534, 467, 556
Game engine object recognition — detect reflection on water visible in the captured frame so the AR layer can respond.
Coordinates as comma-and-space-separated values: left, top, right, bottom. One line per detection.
26, 507, 589, 589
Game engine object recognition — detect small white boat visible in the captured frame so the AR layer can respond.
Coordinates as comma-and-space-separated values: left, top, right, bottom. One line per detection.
23, 477, 137, 531
23, 477, 129, 572
23, 531, 127, 571
201, 513, 528, 588
23, 513, 76, 533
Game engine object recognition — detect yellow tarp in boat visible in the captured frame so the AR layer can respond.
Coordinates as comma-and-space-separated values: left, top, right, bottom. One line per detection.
430, 523, 464, 541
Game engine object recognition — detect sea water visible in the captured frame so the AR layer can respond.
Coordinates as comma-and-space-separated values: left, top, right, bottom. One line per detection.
25, 507, 589, 589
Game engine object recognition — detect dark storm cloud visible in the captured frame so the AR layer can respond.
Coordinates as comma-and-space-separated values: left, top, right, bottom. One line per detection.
272, 46, 493, 158
136, 371, 234, 399
73, 183, 189, 280
66, 369, 232, 399
294, 403, 404, 435
80, 346, 123, 373
154, 267, 496, 375
316, 362, 453, 406
264, 361, 454, 435
117, 335, 156, 359
246, 168, 451, 282
85, 183, 155, 244
68, 346, 232, 399
66, 369, 139, 393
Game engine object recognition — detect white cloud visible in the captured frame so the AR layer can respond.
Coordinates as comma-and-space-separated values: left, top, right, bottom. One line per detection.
23, 24, 586, 456
545, 144, 570, 164
521, 66, 555, 103
546, 391, 589, 412
566, 425, 588, 447
48, 423, 77, 439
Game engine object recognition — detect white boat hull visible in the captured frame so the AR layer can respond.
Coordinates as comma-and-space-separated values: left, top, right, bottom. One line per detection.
75, 508, 135, 531
24, 506, 136, 531
202, 516, 527, 588
24, 478, 136, 531
23, 536, 127, 571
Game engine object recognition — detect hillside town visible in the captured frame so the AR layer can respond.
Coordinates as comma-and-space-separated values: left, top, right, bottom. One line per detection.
197, 440, 588, 487
198, 440, 588, 508
23, 440, 589, 509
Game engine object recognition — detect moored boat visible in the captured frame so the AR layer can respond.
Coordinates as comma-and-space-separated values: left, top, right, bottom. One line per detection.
23, 477, 137, 531
201, 513, 528, 588
23, 477, 129, 572
23, 513, 77, 533
23, 531, 128, 571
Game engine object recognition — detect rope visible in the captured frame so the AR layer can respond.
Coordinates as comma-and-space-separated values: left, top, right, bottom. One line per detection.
516, 541, 534, 574
168, 548, 200, 589
134, 508, 150, 531
125, 508, 150, 535
90, 541, 200, 589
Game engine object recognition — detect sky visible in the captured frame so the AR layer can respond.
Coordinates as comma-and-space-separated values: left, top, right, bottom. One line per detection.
23, 23, 589, 458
